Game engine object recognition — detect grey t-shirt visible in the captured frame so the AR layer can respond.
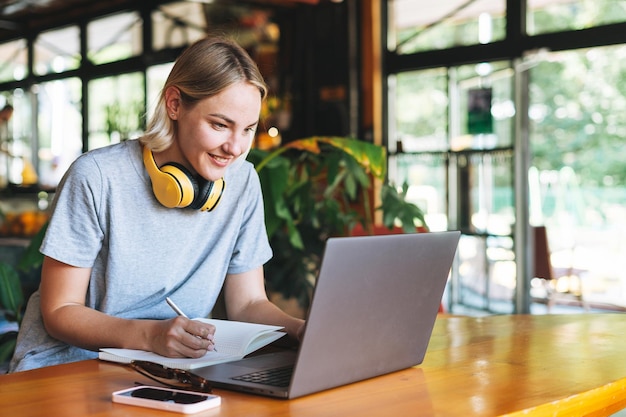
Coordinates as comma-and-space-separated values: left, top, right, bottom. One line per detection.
9, 139, 272, 372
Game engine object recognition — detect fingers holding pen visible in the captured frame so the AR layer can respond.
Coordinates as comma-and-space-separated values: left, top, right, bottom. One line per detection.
181, 317, 217, 351
159, 316, 216, 358
164, 297, 217, 354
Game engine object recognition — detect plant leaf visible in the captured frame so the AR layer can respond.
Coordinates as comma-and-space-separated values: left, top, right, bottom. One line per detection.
0, 263, 24, 322
285, 137, 322, 154
17, 221, 47, 271
0, 332, 18, 364
314, 136, 387, 179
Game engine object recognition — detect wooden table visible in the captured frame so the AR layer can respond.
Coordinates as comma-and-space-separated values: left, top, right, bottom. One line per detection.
2, 314, 626, 416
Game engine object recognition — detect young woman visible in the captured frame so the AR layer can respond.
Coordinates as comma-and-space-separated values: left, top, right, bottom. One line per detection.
9, 36, 305, 372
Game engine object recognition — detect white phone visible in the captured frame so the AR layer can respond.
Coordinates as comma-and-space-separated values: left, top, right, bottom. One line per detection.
112, 385, 221, 414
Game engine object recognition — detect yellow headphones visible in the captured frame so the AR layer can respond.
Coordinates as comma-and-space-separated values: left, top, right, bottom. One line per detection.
142, 145, 225, 211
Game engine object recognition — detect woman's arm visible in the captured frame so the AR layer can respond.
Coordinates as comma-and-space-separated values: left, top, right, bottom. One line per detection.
39, 256, 216, 357
223, 266, 305, 340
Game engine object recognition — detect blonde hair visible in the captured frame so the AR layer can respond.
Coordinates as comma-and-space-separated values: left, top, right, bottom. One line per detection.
141, 36, 268, 152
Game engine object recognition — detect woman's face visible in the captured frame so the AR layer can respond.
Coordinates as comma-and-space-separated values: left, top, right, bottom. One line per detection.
173, 81, 262, 182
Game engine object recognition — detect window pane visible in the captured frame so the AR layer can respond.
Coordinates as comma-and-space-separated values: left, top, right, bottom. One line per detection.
152, 1, 208, 50
88, 12, 142, 65
391, 63, 514, 156
456, 234, 516, 314
528, 44, 626, 307
36, 78, 83, 188
88, 73, 145, 150
528, 0, 626, 35
33, 26, 80, 76
1, 88, 32, 186
146, 63, 174, 120
454, 151, 515, 235
393, 68, 449, 152
452, 61, 514, 150
389, 0, 506, 54
0, 39, 27, 82
389, 153, 449, 231
0, 94, 11, 187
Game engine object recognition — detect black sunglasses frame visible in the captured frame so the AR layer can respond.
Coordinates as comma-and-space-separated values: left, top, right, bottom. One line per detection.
129, 360, 212, 393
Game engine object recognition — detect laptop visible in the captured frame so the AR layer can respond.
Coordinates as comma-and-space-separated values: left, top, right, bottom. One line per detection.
195, 231, 461, 399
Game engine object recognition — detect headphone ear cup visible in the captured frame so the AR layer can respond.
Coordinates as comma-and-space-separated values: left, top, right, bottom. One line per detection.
192, 177, 225, 211
142, 145, 223, 210
159, 163, 198, 208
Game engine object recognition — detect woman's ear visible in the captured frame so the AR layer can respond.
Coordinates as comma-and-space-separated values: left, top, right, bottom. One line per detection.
164, 86, 181, 119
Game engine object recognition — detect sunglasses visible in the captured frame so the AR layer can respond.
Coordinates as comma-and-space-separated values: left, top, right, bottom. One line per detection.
129, 360, 212, 393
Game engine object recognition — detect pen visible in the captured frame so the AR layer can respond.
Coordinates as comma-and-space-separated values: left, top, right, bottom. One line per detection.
165, 297, 216, 351
165, 297, 188, 318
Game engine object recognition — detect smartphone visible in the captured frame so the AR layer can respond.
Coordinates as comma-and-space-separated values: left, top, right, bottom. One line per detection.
112, 386, 221, 414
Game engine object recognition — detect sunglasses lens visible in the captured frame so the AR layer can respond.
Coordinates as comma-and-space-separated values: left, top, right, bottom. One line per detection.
175, 371, 211, 391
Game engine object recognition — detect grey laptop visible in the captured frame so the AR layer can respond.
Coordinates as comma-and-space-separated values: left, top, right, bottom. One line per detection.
195, 231, 460, 399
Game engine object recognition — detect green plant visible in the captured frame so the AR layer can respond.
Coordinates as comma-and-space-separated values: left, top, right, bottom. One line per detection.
0, 262, 23, 363
0, 222, 46, 364
378, 181, 426, 233
247, 136, 426, 309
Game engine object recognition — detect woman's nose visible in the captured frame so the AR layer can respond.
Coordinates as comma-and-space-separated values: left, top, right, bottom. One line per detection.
224, 132, 247, 157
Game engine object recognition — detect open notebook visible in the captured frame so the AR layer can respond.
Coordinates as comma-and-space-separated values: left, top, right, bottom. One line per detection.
195, 231, 461, 399
99, 319, 286, 370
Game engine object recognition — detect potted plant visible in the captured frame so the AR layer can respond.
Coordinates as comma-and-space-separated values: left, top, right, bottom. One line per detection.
0, 223, 46, 367
247, 136, 426, 314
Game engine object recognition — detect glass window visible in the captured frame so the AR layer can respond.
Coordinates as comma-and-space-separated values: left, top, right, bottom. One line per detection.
452, 61, 515, 150
392, 68, 449, 153
391, 63, 514, 157
388, 0, 506, 54
528, 44, 626, 308
33, 26, 80, 76
0, 39, 28, 82
146, 63, 174, 120
453, 151, 515, 235
36, 78, 83, 188
390, 61, 516, 314
88, 11, 142, 65
527, 0, 626, 35
152, 1, 208, 50
456, 234, 516, 314
1, 88, 33, 186
88, 73, 145, 150
389, 153, 449, 232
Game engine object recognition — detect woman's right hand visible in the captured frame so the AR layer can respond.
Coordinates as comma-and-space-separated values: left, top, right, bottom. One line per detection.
149, 316, 217, 358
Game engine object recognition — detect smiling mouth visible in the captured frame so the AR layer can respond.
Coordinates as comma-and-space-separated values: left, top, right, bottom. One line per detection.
211, 154, 230, 164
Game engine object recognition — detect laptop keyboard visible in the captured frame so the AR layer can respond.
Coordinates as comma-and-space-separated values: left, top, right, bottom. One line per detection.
232, 365, 294, 387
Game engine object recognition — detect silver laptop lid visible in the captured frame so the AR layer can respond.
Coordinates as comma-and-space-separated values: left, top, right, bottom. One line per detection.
288, 231, 460, 398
